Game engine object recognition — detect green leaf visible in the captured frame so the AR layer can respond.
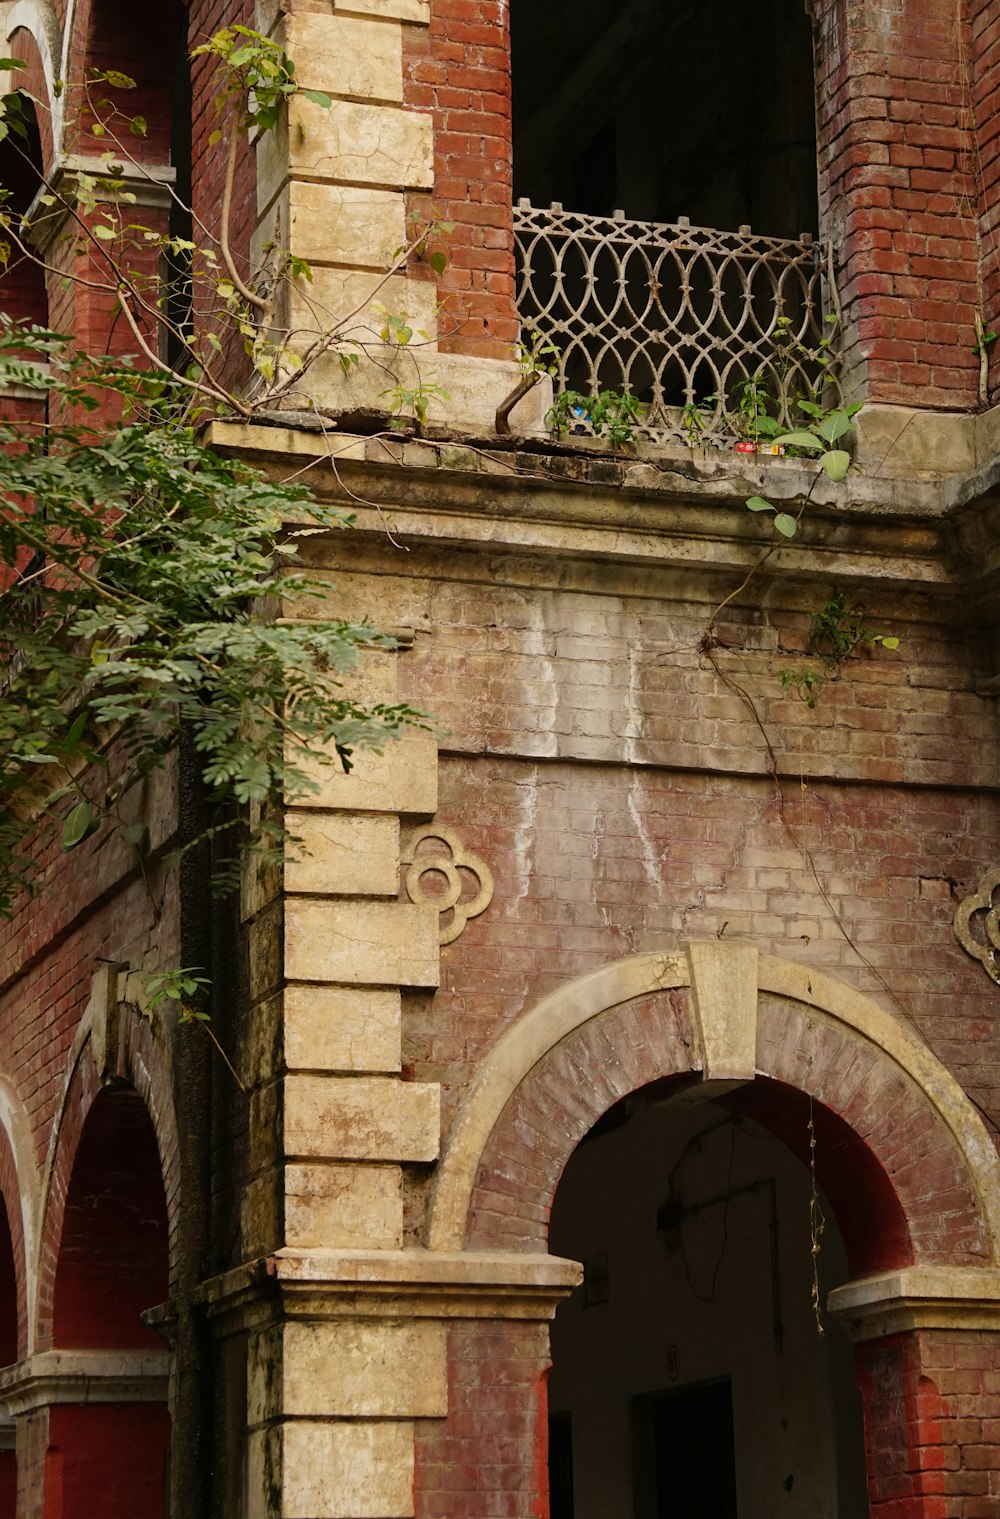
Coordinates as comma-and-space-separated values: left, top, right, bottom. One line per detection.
817, 411, 852, 444
773, 513, 797, 537
302, 89, 332, 108
427, 250, 447, 275
92, 223, 116, 241
880, 636, 900, 650
745, 496, 774, 512
121, 822, 148, 846
820, 450, 851, 482
62, 801, 97, 850
772, 430, 823, 451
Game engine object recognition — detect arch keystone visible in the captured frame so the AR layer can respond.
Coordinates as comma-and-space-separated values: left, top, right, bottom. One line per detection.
685, 938, 758, 1082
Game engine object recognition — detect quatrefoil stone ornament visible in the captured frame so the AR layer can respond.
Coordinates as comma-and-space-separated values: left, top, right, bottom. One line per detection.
954, 868, 1000, 986
402, 825, 494, 946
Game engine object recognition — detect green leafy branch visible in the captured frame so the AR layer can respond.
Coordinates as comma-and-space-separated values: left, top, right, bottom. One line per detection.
0, 324, 427, 919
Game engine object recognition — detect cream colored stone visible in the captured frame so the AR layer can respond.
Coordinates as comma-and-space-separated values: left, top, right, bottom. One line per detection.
285, 12, 403, 104
282, 1319, 446, 1416
854, 403, 975, 480
686, 938, 758, 1081
245, 1428, 281, 1519
290, 268, 438, 350
285, 984, 401, 1072
829, 1265, 1000, 1340
284, 1161, 403, 1247
256, 181, 406, 272
284, 813, 400, 897
281, 1420, 415, 1519
258, 100, 433, 205
284, 898, 439, 987
307, 349, 552, 435
295, 729, 438, 818
335, 0, 429, 20
284, 1073, 440, 1161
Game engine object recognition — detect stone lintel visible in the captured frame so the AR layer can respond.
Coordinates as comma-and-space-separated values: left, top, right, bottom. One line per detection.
828, 1266, 1000, 1340
196, 1249, 582, 1329
0, 1350, 170, 1413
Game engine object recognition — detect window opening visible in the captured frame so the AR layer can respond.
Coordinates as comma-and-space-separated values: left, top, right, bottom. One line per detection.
511, 1, 837, 444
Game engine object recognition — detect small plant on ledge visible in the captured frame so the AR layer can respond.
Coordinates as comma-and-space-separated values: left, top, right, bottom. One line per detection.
547, 387, 642, 447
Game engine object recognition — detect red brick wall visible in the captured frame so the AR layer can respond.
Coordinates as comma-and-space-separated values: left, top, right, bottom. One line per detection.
971, 0, 1000, 403
805, 0, 980, 408
413, 1321, 552, 1519
856, 1329, 1000, 1519
403, 0, 518, 359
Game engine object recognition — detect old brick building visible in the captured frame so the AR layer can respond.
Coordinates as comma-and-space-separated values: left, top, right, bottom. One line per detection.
2, 1, 1000, 1517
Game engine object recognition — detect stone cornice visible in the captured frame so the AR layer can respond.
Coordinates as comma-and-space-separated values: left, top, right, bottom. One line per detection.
193, 1249, 582, 1331
0, 1349, 169, 1413
205, 420, 1000, 613
828, 1266, 1000, 1340
24, 156, 176, 255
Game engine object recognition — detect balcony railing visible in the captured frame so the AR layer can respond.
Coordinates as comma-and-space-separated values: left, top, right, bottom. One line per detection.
514, 201, 843, 446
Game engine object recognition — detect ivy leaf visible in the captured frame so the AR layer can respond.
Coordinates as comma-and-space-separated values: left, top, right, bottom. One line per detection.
302, 89, 332, 108
880, 636, 900, 650
773, 513, 797, 537
745, 496, 774, 512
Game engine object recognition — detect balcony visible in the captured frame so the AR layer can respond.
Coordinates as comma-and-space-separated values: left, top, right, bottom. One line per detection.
514, 201, 843, 447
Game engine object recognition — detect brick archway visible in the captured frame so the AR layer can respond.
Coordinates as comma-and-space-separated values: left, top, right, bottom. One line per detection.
418, 944, 1000, 1519
430, 943, 1000, 1269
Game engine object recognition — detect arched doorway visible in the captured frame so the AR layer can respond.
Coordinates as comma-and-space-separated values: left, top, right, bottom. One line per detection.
0, 1191, 18, 1515
548, 1088, 869, 1519
44, 1086, 171, 1519
422, 944, 1000, 1519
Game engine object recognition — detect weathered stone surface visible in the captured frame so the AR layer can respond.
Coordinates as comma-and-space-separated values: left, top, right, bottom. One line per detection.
284, 813, 400, 897
281, 1320, 447, 1416
284, 1073, 441, 1161
281, 1420, 415, 1518
284, 1161, 403, 1247
284, 984, 401, 1072
284, 899, 439, 987
258, 101, 433, 205
285, 12, 404, 104
256, 182, 406, 271
294, 730, 438, 817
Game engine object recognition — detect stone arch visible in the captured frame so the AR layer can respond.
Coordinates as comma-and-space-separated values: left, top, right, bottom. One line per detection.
429, 943, 1000, 1277
35, 996, 179, 1351
0, 1079, 39, 1362
3, 1, 61, 160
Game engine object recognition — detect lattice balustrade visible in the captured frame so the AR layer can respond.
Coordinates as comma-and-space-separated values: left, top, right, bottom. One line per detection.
514, 201, 843, 445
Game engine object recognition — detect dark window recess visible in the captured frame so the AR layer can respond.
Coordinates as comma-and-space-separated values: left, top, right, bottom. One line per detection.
512, 0, 818, 240
632, 1378, 738, 1519
548, 1412, 575, 1519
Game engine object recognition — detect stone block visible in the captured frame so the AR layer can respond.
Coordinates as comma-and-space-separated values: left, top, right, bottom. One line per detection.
284, 813, 400, 897
255, 182, 406, 272
282, 1320, 447, 1416
285, 12, 404, 104
281, 1420, 414, 1518
284, 984, 401, 1072
258, 100, 433, 207
306, 347, 552, 434
289, 268, 438, 351
335, 0, 429, 19
284, 899, 439, 987
294, 729, 438, 817
284, 1161, 403, 1248
284, 1073, 441, 1161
